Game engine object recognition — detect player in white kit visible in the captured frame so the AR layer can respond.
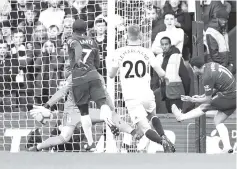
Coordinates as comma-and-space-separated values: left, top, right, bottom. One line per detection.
109, 25, 175, 152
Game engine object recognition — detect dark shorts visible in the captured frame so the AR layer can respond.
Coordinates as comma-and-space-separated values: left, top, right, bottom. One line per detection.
203, 92, 236, 116
72, 79, 106, 106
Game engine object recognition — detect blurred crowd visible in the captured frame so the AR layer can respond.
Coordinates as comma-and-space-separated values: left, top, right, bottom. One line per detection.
0, 0, 235, 114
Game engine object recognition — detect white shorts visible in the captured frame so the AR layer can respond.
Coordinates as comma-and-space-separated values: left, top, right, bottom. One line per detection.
125, 98, 156, 125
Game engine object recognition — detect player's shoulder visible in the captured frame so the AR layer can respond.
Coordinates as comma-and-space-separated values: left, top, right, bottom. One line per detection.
67, 36, 78, 47
204, 62, 216, 78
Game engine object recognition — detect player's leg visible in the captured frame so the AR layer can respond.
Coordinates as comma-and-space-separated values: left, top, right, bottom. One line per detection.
104, 88, 141, 137
171, 103, 207, 121
89, 80, 114, 124
214, 110, 234, 153
29, 101, 80, 151
77, 103, 95, 150
145, 100, 165, 137
126, 99, 171, 152
144, 99, 175, 152
211, 94, 236, 153
34, 125, 75, 151
72, 84, 95, 151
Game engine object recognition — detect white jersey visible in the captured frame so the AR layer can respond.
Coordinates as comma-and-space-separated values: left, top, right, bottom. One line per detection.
112, 45, 158, 100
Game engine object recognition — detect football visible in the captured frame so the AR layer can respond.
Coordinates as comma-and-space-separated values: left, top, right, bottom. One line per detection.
34, 112, 53, 125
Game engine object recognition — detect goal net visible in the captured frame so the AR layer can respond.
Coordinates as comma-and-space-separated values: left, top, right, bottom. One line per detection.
0, 0, 152, 153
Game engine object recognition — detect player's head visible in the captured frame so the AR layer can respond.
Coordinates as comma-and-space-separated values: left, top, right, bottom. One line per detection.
160, 36, 171, 53
127, 25, 141, 42
190, 56, 205, 75
163, 11, 175, 28
73, 19, 87, 34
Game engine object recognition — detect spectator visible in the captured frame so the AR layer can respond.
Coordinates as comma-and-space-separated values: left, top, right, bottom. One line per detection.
92, 18, 107, 82
30, 22, 48, 59
59, 0, 78, 19
143, 5, 165, 43
95, 0, 108, 22
34, 40, 64, 104
163, 0, 192, 48
0, 40, 19, 112
10, 0, 28, 28
204, 9, 233, 70
61, 17, 74, 47
10, 29, 35, 112
0, 21, 12, 46
202, 0, 226, 29
152, 11, 184, 55
47, 25, 62, 49
38, 0, 65, 33
157, 36, 190, 113
0, 0, 11, 23
180, 0, 188, 12
77, 0, 102, 29
18, 3, 40, 43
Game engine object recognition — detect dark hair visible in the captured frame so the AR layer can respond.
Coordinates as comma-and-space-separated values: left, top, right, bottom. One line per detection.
95, 18, 107, 26
163, 11, 175, 18
190, 56, 205, 68
160, 36, 171, 44
49, 25, 59, 31
0, 39, 7, 44
0, 21, 11, 28
12, 28, 25, 35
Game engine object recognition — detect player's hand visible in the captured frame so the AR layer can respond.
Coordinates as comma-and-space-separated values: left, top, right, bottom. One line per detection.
58, 80, 68, 89
181, 95, 192, 102
30, 105, 51, 118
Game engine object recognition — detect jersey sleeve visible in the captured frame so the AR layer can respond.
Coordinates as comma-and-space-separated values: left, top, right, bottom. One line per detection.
67, 38, 80, 48
111, 49, 122, 68
148, 51, 166, 77
203, 73, 214, 96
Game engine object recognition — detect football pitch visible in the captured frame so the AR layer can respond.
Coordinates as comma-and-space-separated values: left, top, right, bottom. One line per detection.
0, 152, 236, 169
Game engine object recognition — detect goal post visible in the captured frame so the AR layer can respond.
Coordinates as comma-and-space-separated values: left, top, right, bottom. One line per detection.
192, 1, 206, 153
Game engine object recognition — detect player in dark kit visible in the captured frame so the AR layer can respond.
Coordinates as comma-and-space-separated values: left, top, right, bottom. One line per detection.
67, 19, 117, 151
172, 57, 236, 153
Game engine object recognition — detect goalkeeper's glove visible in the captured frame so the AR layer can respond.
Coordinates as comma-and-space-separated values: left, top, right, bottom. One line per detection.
30, 105, 53, 124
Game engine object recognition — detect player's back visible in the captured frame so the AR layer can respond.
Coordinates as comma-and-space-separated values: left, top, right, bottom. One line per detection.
68, 33, 100, 85
116, 45, 153, 100
205, 62, 236, 94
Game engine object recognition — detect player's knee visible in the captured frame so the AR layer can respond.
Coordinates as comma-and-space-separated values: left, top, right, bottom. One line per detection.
213, 111, 227, 126
137, 119, 151, 134
96, 98, 107, 109
78, 104, 89, 116
100, 104, 112, 121
60, 127, 74, 142
146, 111, 156, 121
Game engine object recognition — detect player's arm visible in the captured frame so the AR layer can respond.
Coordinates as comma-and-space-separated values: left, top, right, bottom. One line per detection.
44, 74, 73, 108
67, 38, 83, 65
109, 50, 120, 79
190, 74, 213, 103
151, 33, 163, 55
149, 52, 166, 78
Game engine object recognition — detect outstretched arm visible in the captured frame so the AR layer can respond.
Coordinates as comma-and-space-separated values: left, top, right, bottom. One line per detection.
45, 74, 72, 107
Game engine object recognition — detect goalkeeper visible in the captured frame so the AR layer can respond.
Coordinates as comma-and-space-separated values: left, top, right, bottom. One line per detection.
29, 72, 142, 152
